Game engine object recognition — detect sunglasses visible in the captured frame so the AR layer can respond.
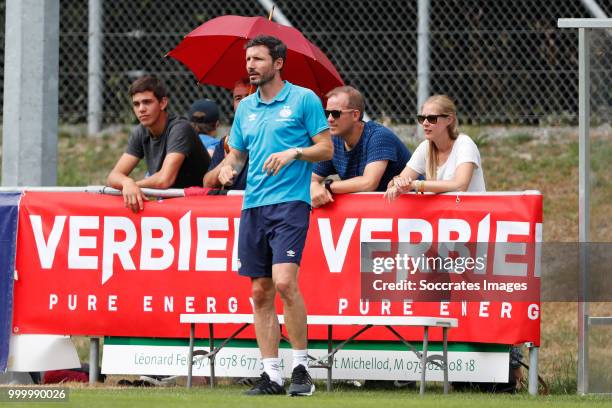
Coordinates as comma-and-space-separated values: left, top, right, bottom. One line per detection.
324, 109, 355, 119
416, 114, 449, 124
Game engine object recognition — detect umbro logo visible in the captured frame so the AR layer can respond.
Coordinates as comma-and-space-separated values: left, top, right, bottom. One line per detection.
286, 250, 296, 257
248, 113, 257, 121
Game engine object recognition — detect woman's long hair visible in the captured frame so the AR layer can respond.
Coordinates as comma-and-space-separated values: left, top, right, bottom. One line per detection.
423, 95, 459, 180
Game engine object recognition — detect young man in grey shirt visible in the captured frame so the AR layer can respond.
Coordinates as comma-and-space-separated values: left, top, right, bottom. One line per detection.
107, 75, 210, 212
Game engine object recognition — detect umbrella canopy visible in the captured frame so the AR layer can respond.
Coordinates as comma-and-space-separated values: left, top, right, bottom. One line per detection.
167, 15, 344, 97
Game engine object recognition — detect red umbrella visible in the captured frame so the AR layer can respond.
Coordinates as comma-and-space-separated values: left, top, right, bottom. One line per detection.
167, 15, 344, 97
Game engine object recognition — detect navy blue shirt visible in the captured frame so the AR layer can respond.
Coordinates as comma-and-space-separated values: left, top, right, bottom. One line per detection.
313, 121, 411, 191
209, 136, 248, 190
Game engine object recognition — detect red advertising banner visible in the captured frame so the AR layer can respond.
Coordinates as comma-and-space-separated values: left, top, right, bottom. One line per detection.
13, 191, 542, 345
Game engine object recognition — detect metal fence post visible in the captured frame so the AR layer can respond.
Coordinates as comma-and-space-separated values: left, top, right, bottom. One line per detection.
1, 0, 59, 186
417, 0, 430, 136
89, 337, 100, 384
88, 0, 103, 135
527, 344, 539, 396
577, 26, 591, 396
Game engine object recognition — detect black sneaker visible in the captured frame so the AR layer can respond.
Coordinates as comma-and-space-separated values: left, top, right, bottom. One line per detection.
288, 365, 315, 396
244, 372, 285, 395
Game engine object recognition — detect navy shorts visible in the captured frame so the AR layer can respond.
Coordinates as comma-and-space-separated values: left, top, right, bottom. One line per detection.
237, 201, 310, 278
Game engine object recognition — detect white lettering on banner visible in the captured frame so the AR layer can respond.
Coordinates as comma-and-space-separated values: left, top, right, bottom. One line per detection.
403, 300, 413, 315
381, 300, 391, 315
479, 301, 490, 317
30, 213, 241, 284
336, 299, 537, 319
50, 294, 120, 312
232, 218, 240, 271
103, 217, 137, 284
361, 219, 393, 280
494, 221, 530, 276
338, 298, 348, 314
42, 291, 540, 323
164, 296, 173, 312
140, 217, 174, 270
397, 219, 433, 243
28, 213, 537, 286
359, 300, 370, 314
49, 294, 58, 310
108, 295, 118, 311
501, 302, 512, 318
30, 215, 66, 268
440, 301, 450, 316
68, 216, 99, 269
438, 219, 472, 263
397, 219, 433, 278
229, 297, 238, 313
178, 212, 191, 271
186, 297, 195, 313
144, 296, 153, 312
318, 218, 358, 273
475, 215, 491, 274
196, 218, 229, 271
68, 295, 77, 311
528, 304, 540, 320
88, 295, 97, 311
206, 297, 216, 313
319, 214, 524, 278
360, 219, 393, 242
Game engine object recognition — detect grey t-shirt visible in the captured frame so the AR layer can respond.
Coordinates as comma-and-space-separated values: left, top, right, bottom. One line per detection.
126, 114, 210, 188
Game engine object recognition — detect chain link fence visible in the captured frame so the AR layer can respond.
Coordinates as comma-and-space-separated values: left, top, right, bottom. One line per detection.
0, 0, 611, 126
590, 27, 612, 126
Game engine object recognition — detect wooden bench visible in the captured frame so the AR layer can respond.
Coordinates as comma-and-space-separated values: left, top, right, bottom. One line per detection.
180, 313, 458, 394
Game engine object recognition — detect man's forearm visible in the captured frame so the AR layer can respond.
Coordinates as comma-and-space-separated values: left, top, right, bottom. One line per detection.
135, 172, 176, 190
328, 176, 379, 194
222, 150, 247, 173
203, 165, 223, 188
107, 171, 134, 190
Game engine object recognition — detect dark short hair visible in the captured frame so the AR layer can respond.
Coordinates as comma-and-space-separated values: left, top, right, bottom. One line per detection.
245, 35, 287, 64
128, 75, 168, 101
326, 86, 366, 121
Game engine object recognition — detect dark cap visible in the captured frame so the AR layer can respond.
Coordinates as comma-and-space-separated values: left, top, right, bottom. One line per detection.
188, 99, 219, 124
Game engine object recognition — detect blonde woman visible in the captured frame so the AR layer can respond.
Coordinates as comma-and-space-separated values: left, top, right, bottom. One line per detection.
384, 95, 485, 201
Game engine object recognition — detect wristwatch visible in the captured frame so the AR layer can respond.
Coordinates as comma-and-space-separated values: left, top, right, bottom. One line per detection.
324, 179, 334, 194
293, 147, 303, 160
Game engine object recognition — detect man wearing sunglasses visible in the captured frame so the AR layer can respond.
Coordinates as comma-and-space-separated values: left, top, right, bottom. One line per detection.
310, 86, 411, 207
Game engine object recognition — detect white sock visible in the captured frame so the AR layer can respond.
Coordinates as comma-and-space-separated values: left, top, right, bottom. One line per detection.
262, 357, 283, 386
292, 349, 309, 370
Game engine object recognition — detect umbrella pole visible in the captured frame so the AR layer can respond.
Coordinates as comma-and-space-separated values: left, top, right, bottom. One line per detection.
268, 5, 275, 20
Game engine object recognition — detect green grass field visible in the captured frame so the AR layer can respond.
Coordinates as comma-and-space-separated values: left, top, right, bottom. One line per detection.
3, 386, 612, 408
